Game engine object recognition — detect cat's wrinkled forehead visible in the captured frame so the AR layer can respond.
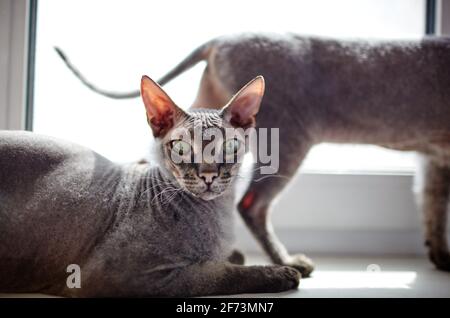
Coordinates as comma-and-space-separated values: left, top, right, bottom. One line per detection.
183, 109, 224, 129
140, 74, 264, 138
164, 108, 227, 142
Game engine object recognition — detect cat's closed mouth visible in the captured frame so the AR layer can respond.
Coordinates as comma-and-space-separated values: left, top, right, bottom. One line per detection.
197, 189, 222, 201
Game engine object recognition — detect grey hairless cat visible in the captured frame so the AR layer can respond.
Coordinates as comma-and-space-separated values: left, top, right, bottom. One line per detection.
0, 75, 301, 296
56, 33, 450, 274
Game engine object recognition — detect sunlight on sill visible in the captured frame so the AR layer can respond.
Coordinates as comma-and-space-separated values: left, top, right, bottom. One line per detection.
301, 271, 417, 289
300, 169, 415, 176
301, 144, 418, 175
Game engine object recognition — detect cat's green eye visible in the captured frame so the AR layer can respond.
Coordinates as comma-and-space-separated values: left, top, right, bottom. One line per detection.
224, 139, 241, 155
171, 140, 191, 156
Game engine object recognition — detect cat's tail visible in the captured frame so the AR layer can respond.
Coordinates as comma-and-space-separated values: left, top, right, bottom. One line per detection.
54, 41, 214, 99
157, 41, 215, 86
54, 47, 140, 99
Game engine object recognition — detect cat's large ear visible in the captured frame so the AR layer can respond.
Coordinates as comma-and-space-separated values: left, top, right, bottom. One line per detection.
141, 75, 185, 137
221, 76, 265, 128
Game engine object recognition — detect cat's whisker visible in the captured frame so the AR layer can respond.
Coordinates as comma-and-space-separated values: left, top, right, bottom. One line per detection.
159, 188, 184, 207
151, 186, 182, 206
230, 172, 251, 180
151, 187, 174, 205
140, 178, 178, 200
229, 170, 289, 183
252, 174, 290, 183
161, 188, 184, 206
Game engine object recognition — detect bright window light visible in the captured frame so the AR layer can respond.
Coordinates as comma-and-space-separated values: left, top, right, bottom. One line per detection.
34, 0, 424, 173
301, 270, 417, 289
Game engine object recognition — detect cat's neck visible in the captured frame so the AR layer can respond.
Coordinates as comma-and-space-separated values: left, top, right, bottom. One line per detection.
95, 163, 235, 265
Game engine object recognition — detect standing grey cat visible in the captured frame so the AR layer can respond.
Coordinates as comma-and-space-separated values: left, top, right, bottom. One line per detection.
56, 33, 450, 274
0, 75, 301, 297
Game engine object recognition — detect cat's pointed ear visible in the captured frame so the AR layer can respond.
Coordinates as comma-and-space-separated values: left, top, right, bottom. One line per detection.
221, 76, 265, 128
141, 75, 185, 137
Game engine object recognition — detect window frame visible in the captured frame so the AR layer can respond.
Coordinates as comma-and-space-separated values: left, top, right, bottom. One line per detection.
0, 0, 36, 131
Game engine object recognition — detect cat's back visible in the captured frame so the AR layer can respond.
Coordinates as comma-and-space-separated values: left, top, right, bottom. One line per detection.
0, 131, 121, 293
213, 33, 450, 89
0, 130, 109, 192
212, 33, 311, 92
0, 130, 118, 215
0, 130, 93, 162
211, 34, 450, 133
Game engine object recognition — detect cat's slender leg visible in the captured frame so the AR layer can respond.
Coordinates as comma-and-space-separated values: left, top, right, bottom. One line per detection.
161, 262, 300, 297
419, 158, 450, 271
227, 249, 245, 265
191, 65, 230, 110
238, 137, 314, 277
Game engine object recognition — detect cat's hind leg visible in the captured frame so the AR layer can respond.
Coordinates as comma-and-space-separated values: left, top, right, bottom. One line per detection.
238, 136, 314, 277
190, 65, 231, 110
417, 157, 450, 271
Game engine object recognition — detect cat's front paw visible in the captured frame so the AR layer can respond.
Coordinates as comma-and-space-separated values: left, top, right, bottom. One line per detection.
268, 266, 301, 292
283, 254, 315, 277
429, 250, 450, 271
228, 249, 245, 265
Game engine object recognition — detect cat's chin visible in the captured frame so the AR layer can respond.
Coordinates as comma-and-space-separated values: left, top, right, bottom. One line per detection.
197, 191, 221, 201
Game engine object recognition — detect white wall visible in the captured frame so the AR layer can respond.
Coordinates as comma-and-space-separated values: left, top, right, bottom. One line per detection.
235, 172, 432, 255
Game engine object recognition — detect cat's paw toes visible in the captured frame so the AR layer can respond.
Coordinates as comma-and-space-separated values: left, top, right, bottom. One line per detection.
272, 266, 301, 291
228, 249, 245, 265
254, 265, 300, 293
283, 254, 315, 277
280, 266, 302, 289
429, 250, 450, 271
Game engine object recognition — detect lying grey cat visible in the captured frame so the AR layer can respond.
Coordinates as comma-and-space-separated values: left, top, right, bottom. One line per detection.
56, 33, 450, 274
0, 75, 301, 297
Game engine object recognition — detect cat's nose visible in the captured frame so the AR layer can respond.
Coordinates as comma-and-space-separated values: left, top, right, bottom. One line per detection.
199, 172, 218, 185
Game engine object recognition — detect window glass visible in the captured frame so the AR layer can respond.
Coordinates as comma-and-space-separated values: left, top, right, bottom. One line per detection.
34, 0, 424, 172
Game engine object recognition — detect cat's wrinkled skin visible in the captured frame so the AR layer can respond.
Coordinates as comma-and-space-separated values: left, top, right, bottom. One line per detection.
0, 76, 300, 297
56, 33, 450, 274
